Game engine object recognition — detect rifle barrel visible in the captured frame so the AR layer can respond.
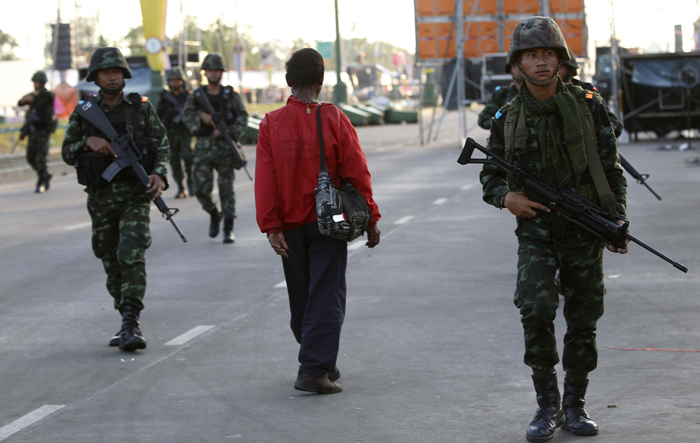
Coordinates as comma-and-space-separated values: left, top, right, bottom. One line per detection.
626, 233, 688, 273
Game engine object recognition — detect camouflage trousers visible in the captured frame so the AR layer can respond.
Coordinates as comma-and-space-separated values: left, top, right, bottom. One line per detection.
192, 140, 236, 218
26, 130, 51, 181
87, 189, 152, 312
167, 129, 193, 184
514, 237, 605, 376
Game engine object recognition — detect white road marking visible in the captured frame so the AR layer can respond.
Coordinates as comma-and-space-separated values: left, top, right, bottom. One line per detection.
274, 280, 287, 288
0, 405, 65, 441
348, 239, 366, 251
461, 184, 475, 191
64, 222, 92, 231
432, 198, 448, 205
165, 325, 215, 346
394, 215, 415, 225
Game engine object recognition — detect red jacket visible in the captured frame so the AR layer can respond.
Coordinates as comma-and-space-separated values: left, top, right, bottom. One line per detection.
255, 96, 380, 233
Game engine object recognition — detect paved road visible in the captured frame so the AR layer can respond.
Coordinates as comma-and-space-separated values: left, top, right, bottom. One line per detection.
0, 109, 698, 442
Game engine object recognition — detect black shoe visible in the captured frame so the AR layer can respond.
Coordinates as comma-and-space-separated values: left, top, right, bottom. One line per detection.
35, 177, 45, 193
561, 375, 599, 436
294, 371, 342, 394
43, 174, 52, 191
174, 181, 187, 199
208, 209, 221, 238
109, 326, 124, 347
118, 306, 147, 352
526, 372, 564, 443
223, 217, 235, 244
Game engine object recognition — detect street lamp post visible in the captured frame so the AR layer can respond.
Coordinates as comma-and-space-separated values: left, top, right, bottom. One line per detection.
332, 0, 348, 104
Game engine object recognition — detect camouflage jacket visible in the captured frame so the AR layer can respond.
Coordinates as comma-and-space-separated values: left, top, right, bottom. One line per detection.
480, 82, 627, 244
478, 83, 519, 130
182, 85, 248, 144
156, 88, 190, 132
62, 92, 170, 193
572, 78, 623, 138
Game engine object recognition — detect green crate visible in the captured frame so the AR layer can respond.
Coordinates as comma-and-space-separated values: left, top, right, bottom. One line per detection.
354, 105, 384, 125
384, 107, 418, 124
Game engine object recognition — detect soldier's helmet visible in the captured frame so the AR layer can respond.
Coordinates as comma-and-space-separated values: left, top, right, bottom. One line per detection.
562, 48, 580, 70
201, 53, 226, 71
167, 67, 186, 81
507, 16, 570, 66
86, 47, 132, 82
31, 71, 48, 83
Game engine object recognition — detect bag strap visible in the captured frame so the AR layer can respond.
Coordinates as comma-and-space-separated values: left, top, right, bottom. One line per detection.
317, 104, 328, 174
577, 100, 619, 217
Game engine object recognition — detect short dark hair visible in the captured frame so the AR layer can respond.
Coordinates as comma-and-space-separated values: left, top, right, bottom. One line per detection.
285, 48, 324, 88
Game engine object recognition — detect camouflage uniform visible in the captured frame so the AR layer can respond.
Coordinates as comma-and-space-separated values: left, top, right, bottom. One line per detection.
182, 79, 248, 220
62, 52, 169, 313
480, 19, 628, 377
19, 72, 55, 188
157, 68, 193, 192
478, 82, 519, 130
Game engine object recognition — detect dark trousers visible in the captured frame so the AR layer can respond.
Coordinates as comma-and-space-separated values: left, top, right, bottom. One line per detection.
281, 222, 347, 378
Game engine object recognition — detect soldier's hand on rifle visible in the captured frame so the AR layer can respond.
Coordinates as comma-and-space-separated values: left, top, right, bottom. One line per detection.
200, 112, 214, 126
146, 174, 166, 201
213, 129, 223, 138
86, 136, 118, 158
504, 191, 551, 219
605, 220, 630, 254
19, 93, 35, 105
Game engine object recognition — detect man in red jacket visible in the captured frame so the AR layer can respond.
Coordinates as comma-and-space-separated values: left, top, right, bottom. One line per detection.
255, 48, 380, 394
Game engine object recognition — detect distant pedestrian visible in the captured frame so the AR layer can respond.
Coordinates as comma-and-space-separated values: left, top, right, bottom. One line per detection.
157, 67, 193, 198
61, 47, 170, 352
255, 48, 381, 394
18, 71, 56, 193
480, 18, 628, 442
182, 53, 248, 244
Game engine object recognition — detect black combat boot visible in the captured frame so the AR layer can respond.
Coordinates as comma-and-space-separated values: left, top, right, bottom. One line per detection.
561, 375, 599, 436
208, 209, 221, 238
223, 217, 235, 244
35, 177, 45, 193
174, 180, 187, 199
43, 173, 52, 191
109, 325, 124, 347
187, 178, 195, 198
119, 306, 147, 352
526, 372, 564, 443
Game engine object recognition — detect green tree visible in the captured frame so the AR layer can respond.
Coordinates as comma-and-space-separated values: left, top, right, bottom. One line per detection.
123, 26, 146, 56
0, 28, 18, 60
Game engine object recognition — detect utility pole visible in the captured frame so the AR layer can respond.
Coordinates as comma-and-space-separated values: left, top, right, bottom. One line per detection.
332, 0, 347, 104
610, 1, 622, 132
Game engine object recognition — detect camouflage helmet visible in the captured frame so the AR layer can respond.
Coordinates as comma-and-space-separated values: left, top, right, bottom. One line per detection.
86, 47, 132, 82
31, 71, 48, 83
507, 16, 571, 66
201, 53, 226, 71
167, 67, 186, 81
561, 48, 580, 70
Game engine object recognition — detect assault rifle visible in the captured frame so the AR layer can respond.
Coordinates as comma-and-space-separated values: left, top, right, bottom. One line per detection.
161, 90, 184, 125
19, 109, 40, 140
75, 97, 187, 243
194, 88, 252, 180
619, 154, 662, 201
458, 137, 687, 273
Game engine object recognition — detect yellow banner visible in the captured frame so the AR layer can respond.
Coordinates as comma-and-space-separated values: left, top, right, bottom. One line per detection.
140, 0, 168, 71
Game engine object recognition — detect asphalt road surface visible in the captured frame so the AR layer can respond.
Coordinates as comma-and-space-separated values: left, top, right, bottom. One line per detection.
0, 109, 698, 443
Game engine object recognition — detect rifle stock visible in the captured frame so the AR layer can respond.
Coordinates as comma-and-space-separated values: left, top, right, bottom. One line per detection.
458, 137, 688, 273
194, 88, 252, 181
75, 97, 187, 243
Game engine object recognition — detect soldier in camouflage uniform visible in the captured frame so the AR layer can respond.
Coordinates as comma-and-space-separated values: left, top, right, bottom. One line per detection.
479, 18, 628, 442
477, 63, 523, 130
157, 67, 193, 198
183, 53, 248, 244
558, 49, 624, 137
18, 71, 56, 193
62, 47, 169, 352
